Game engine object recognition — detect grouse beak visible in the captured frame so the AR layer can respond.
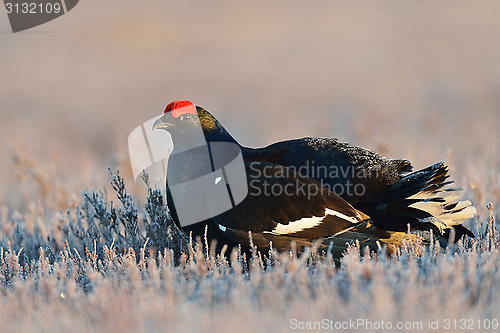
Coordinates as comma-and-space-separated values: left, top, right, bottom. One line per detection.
152, 116, 175, 131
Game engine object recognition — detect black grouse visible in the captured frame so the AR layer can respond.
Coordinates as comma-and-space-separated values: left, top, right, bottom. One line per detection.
152, 100, 476, 258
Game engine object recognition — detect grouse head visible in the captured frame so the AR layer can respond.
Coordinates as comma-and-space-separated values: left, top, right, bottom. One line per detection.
152, 100, 238, 147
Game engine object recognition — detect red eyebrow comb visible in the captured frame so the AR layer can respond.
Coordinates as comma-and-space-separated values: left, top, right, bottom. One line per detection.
164, 100, 196, 118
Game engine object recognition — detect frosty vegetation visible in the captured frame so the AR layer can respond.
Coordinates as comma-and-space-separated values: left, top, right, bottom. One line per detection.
0, 170, 499, 332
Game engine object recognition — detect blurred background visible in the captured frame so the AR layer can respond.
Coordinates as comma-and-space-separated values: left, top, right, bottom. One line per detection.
0, 0, 499, 219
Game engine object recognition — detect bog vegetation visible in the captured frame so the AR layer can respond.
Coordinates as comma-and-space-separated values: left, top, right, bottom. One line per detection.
0, 160, 499, 332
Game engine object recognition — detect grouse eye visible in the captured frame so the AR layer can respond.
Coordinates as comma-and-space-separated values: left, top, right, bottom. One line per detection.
179, 114, 191, 121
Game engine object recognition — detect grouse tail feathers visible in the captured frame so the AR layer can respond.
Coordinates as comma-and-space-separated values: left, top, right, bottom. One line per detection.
372, 161, 476, 239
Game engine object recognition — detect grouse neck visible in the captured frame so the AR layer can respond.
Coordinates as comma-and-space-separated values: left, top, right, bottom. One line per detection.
170, 132, 207, 153
202, 118, 240, 146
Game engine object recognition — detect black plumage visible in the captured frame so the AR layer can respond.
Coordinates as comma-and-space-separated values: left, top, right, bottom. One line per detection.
153, 101, 476, 257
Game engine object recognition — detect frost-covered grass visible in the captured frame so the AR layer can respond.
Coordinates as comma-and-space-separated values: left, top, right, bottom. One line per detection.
1, 168, 499, 333
1, 2, 500, 331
